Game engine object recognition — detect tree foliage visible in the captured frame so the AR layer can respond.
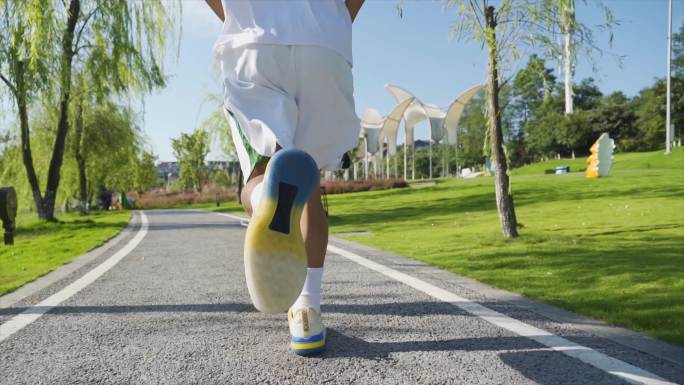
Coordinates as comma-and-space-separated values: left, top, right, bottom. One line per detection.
439, 0, 539, 238
0, 0, 179, 220
172, 130, 210, 193
0, 101, 149, 211
200, 92, 235, 161
674, 22, 684, 78
133, 150, 159, 196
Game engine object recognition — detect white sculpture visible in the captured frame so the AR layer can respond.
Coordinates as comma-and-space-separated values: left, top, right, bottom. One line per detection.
444, 84, 485, 145
585, 132, 616, 178
384, 83, 484, 179
385, 84, 443, 179
358, 99, 414, 179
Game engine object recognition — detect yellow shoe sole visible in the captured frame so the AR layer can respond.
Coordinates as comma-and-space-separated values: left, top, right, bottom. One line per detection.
243, 150, 318, 314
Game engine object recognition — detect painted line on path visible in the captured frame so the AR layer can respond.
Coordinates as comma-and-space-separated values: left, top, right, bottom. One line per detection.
327, 244, 675, 385
214, 212, 249, 224
214, 210, 675, 384
0, 212, 149, 343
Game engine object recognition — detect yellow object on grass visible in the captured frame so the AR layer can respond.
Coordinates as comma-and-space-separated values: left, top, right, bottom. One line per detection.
585, 133, 615, 178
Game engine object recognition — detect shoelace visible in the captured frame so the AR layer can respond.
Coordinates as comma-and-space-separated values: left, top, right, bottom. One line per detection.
291, 308, 310, 332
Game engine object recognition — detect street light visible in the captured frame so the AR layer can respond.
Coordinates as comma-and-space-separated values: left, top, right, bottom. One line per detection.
666, 0, 673, 154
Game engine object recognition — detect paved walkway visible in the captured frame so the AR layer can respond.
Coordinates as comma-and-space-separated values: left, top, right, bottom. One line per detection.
0, 210, 682, 384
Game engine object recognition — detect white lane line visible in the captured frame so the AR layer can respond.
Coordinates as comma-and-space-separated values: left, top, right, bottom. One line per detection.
214, 212, 250, 227
0, 212, 149, 343
209, 210, 675, 384
327, 244, 675, 385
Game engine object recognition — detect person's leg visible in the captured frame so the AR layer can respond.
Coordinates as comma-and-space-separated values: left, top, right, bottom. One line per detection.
291, 179, 327, 313
242, 158, 327, 268
242, 153, 326, 312
301, 181, 327, 268
240, 162, 267, 216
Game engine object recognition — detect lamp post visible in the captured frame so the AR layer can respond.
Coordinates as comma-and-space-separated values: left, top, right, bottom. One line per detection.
666, 0, 673, 154
364, 136, 369, 180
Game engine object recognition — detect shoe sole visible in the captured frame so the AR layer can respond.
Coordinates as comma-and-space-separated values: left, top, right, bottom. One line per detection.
291, 332, 326, 356
244, 149, 318, 314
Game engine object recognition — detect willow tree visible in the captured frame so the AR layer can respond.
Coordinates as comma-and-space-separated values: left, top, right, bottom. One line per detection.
70, 94, 145, 213
198, 92, 243, 197
434, 0, 533, 237
559, 0, 576, 115
0, 0, 179, 220
538, 0, 616, 116
200, 92, 236, 162
397, 0, 612, 237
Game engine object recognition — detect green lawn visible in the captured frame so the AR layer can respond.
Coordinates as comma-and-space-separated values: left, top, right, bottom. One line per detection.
0, 210, 131, 296
511, 149, 683, 175
326, 148, 684, 346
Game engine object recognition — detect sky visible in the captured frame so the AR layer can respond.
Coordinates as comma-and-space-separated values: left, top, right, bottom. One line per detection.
4, 0, 681, 162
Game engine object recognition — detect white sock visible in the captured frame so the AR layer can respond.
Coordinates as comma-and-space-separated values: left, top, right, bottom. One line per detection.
293, 267, 324, 311
250, 181, 263, 212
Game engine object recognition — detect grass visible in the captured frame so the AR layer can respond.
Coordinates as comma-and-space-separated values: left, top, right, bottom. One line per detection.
511, 149, 683, 175
0, 210, 131, 296
325, 148, 684, 346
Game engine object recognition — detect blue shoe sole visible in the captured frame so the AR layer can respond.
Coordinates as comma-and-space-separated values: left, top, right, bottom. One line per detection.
262, 149, 319, 235
291, 345, 326, 356
291, 332, 326, 356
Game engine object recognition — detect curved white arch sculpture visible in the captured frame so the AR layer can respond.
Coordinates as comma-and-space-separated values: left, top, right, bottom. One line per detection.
360, 108, 384, 155
359, 108, 383, 178
358, 100, 414, 178
425, 103, 447, 143
444, 84, 484, 145
385, 84, 428, 147
383, 97, 414, 157
380, 83, 485, 179
385, 84, 445, 179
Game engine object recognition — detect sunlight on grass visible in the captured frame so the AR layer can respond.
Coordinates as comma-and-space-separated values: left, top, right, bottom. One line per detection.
0, 210, 132, 296
327, 148, 684, 346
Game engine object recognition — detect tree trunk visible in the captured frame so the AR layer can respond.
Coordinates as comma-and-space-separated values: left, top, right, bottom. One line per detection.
73, 87, 88, 214
542, 75, 551, 102
411, 143, 415, 180
561, 0, 575, 115
14, 60, 47, 219
484, 6, 519, 238
76, 151, 88, 214
42, 0, 80, 221
563, 31, 574, 115
403, 142, 407, 180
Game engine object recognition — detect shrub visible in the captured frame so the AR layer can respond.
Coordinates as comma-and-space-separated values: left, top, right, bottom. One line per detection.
135, 187, 237, 209
321, 178, 408, 195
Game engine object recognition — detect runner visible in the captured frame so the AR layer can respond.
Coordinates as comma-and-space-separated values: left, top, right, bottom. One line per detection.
206, 0, 364, 356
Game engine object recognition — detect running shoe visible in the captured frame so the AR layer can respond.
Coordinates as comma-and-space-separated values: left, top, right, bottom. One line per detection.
288, 304, 326, 356
243, 149, 318, 314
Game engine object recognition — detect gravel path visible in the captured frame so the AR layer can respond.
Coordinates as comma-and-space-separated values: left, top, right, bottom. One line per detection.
0, 210, 681, 385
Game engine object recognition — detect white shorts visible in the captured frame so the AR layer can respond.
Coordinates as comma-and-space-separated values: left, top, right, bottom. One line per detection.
219, 44, 360, 180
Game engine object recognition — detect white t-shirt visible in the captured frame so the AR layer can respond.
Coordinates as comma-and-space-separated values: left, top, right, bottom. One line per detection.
213, 0, 353, 65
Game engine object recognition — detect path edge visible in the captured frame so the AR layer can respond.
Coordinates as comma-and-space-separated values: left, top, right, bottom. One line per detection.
208, 209, 684, 368
0, 211, 140, 309
328, 235, 684, 368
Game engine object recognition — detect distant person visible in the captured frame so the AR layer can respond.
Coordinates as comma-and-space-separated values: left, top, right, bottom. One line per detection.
98, 186, 112, 211
206, 0, 364, 355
